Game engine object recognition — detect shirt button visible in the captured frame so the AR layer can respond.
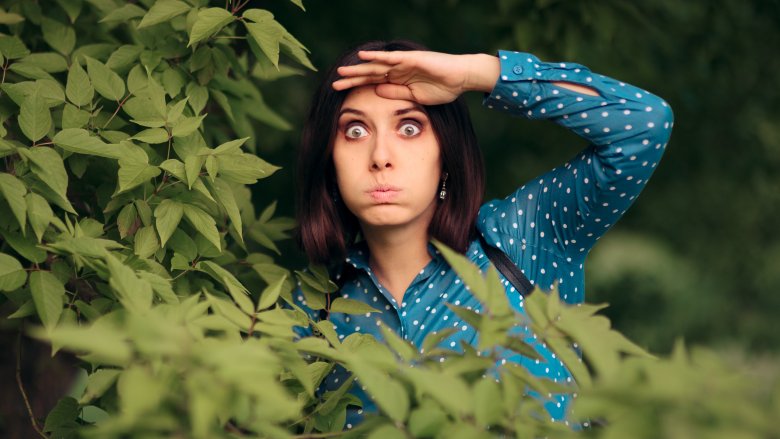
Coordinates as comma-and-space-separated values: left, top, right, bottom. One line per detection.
512, 65, 524, 74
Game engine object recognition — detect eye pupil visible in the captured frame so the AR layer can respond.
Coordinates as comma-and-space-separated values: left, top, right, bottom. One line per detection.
402, 124, 418, 136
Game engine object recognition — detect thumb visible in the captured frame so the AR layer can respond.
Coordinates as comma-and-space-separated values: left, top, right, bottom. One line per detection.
374, 84, 415, 101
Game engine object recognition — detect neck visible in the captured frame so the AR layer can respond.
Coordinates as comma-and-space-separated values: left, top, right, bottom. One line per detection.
362, 224, 432, 304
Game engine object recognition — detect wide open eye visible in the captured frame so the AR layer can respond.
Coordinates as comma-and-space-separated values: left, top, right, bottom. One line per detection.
345, 124, 368, 139
399, 122, 421, 137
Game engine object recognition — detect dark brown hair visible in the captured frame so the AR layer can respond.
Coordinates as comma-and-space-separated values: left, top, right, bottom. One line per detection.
295, 40, 485, 266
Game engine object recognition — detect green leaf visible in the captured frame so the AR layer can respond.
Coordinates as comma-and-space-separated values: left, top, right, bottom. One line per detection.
245, 21, 284, 68
132, 128, 169, 144
216, 153, 279, 184
43, 397, 78, 433
188, 7, 235, 47
161, 69, 185, 98
137, 0, 191, 29
19, 147, 68, 202
0, 228, 47, 263
61, 103, 91, 129
117, 203, 138, 239
20, 53, 68, 73
0, 173, 28, 230
9, 62, 55, 81
404, 368, 472, 416
41, 17, 76, 55
0, 10, 25, 25
212, 179, 242, 241
197, 261, 253, 313
56, 0, 82, 23
154, 199, 183, 248
242, 9, 274, 23
53, 128, 121, 158
26, 193, 53, 242
134, 226, 159, 259
213, 137, 248, 155
209, 88, 233, 120
257, 274, 287, 310
0, 252, 27, 292
85, 56, 125, 101
0, 139, 16, 158
19, 91, 52, 142
473, 378, 502, 427
30, 271, 65, 330
127, 65, 148, 95
32, 320, 131, 366
135, 199, 152, 226
159, 159, 186, 181
8, 300, 36, 319
106, 45, 144, 72
171, 114, 205, 137
205, 291, 251, 331
367, 425, 406, 439
348, 360, 409, 422
0, 35, 30, 59
289, 0, 306, 11
116, 366, 166, 421
35, 79, 66, 108
408, 402, 448, 438
99, 4, 146, 23
379, 325, 418, 362
167, 230, 196, 261
185, 82, 208, 114
184, 154, 204, 189
80, 369, 120, 404
182, 204, 220, 251
329, 298, 382, 315
106, 253, 153, 313
117, 158, 161, 194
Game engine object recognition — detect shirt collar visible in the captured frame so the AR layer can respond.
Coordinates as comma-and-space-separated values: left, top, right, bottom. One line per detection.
344, 240, 444, 273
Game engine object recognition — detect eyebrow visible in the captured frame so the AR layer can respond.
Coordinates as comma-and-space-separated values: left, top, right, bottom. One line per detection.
338, 105, 427, 118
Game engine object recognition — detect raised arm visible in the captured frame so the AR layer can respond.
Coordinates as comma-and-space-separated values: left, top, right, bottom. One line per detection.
476, 51, 673, 263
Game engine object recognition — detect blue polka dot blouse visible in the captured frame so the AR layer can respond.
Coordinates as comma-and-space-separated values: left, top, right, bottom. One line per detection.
290, 50, 674, 429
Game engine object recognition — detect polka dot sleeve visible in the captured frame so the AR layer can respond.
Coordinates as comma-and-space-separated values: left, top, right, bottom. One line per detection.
480, 50, 674, 262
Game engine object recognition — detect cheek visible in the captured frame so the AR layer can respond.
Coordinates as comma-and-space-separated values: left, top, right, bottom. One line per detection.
332, 145, 363, 195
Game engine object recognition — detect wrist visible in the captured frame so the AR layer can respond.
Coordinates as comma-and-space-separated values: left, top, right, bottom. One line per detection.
462, 53, 501, 93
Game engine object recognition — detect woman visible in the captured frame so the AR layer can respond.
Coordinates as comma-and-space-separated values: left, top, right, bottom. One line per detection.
292, 40, 673, 428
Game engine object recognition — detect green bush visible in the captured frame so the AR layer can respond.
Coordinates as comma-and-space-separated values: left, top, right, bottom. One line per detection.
1, 1, 778, 438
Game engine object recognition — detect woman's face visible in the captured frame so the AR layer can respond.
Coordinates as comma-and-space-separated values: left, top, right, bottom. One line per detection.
332, 85, 442, 235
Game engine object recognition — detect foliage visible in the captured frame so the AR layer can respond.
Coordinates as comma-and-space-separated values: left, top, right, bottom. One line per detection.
1, 1, 779, 438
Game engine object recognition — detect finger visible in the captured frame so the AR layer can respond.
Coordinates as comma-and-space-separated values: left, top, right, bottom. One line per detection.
337, 62, 390, 78
357, 50, 409, 65
374, 84, 415, 101
332, 74, 387, 91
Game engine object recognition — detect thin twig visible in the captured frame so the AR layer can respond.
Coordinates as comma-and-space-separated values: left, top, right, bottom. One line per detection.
231, 0, 250, 14
16, 327, 48, 439
102, 93, 132, 129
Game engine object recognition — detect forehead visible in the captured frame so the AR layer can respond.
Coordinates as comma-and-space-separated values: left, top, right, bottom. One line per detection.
339, 85, 421, 114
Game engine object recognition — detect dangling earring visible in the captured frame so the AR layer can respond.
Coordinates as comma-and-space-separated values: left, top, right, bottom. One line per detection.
330, 184, 340, 203
439, 172, 449, 200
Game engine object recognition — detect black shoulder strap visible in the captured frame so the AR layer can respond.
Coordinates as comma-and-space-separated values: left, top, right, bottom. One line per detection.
478, 234, 534, 297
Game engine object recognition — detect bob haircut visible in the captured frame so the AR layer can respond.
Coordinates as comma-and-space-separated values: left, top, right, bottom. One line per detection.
295, 40, 485, 266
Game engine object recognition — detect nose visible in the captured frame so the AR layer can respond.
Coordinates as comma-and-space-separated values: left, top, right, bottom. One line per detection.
370, 132, 393, 171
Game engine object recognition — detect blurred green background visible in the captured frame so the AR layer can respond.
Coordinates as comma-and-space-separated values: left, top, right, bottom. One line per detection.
253, 0, 780, 354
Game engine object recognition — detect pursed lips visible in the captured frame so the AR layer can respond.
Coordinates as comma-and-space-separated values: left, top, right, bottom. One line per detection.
366, 184, 401, 202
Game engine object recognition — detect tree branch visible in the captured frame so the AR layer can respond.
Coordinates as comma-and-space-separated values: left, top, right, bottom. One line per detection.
16, 327, 48, 439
